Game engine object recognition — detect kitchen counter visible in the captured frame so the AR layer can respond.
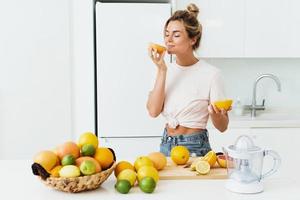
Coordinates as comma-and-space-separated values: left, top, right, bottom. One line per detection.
1, 160, 299, 200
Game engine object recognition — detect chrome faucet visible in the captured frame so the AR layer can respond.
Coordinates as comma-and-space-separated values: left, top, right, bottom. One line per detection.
246, 74, 281, 118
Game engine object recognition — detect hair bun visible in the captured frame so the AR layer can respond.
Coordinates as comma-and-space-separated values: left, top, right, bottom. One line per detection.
187, 3, 199, 18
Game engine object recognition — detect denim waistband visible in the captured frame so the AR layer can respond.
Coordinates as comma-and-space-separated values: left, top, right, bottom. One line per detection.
161, 128, 209, 144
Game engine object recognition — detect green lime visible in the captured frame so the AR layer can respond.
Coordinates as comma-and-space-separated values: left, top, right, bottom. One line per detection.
81, 144, 96, 156
115, 179, 131, 194
80, 160, 96, 175
61, 154, 75, 166
139, 176, 156, 193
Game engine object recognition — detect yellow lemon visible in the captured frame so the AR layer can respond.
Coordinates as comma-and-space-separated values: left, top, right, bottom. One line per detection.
214, 99, 233, 110
195, 160, 210, 175
78, 132, 99, 149
134, 156, 153, 171
170, 146, 190, 165
202, 151, 217, 167
114, 161, 135, 177
137, 165, 159, 183
117, 169, 137, 186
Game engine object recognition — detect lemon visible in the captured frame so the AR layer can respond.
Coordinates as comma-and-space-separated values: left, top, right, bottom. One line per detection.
190, 157, 203, 171
117, 169, 137, 186
78, 132, 99, 149
195, 160, 210, 175
134, 156, 153, 171
59, 165, 80, 178
137, 165, 159, 183
214, 99, 233, 110
170, 146, 190, 165
203, 151, 217, 167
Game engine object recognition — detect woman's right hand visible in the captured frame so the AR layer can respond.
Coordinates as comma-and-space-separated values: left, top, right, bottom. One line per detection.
148, 46, 167, 71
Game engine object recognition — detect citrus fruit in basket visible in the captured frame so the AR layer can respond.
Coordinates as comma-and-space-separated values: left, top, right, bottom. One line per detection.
33, 150, 59, 172
81, 144, 96, 156
61, 154, 76, 166
78, 132, 99, 149
80, 160, 96, 175
59, 165, 80, 178
139, 176, 156, 193
148, 152, 167, 171
137, 165, 159, 183
149, 43, 166, 54
195, 160, 210, 175
114, 161, 135, 177
94, 147, 115, 170
171, 146, 190, 165
117, 169, 137, 186
134, 156, 154, 171
202, 150, 217, 167
76, 156, 102, 173
214, 99, 233, 110
56, 141, 80, 160
50, 165, 63, 177
115, 179, 132, 194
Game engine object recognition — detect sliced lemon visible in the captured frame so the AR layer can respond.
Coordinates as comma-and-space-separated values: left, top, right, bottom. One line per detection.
195, 160, 210, 175
203, 151, 217, 167
190, 157, 203, 171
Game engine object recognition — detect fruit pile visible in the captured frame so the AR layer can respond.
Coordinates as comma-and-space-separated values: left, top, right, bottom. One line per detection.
32, 132, 115, 179
114, 152, 167, 194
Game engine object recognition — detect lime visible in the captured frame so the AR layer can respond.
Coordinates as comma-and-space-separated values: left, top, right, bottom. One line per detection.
80, 160, 96, 175
61, 154, 75, 166
115, 179, 131, 194
81, 144, 96, 156
139, 176, 156, 193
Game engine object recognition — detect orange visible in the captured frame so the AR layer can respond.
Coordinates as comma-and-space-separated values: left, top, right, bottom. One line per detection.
148, 152, 167, 171
149, 43, 166, 54
114, 161, 135, 177
33, 150, 59, 172
56, 141, 80, 160
170, 146, 190, 165
76, 156, 102, 173
50, 165, 63, 177
137, 165, 159, 183
202, 150, 217, 167
94, 147, 114, 170
78, 132, 99, 149
214, 99, 233, 111
134, 156, 153, 171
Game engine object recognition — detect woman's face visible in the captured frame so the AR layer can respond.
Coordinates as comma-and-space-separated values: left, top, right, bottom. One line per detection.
164, 20, 195, 55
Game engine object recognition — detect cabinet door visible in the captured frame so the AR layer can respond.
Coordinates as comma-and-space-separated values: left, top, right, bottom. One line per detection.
0, 0, 72, 159
250, 128, 300, 178
244, 0, 297, 57
208, 128, 251, 152
178, 0, 245, 57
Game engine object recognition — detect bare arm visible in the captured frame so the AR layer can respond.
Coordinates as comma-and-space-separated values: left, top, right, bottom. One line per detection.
208, 104, 230, 132
146, 47, 167, 118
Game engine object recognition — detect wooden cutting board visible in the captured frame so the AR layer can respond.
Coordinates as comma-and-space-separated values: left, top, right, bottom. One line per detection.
159, 157, 228, 180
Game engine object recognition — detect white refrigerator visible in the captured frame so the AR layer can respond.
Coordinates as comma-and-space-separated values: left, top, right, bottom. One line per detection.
96, 2, 171, 137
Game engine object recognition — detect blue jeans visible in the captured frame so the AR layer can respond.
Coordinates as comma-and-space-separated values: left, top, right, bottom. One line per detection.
160, 128, 212, 157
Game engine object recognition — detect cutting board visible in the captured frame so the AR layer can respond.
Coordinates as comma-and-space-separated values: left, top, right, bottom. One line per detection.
159, 157, 228, 180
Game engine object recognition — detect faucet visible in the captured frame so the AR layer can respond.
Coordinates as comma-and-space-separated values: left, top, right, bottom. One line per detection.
246, 74, 281, 118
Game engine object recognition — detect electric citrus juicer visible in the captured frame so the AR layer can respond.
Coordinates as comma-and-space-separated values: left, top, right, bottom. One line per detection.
223, 135, 281, 194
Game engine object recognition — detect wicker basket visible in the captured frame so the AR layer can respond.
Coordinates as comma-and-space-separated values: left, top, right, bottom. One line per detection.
32, 162, 116, 193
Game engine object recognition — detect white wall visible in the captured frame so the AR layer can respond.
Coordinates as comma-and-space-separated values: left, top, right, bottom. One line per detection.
205, 58, 300, 111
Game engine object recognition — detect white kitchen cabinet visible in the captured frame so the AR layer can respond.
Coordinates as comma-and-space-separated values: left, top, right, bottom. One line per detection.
0, 0, 73, 159
250, 128, 300, 178
244, 0, 299, 57
177, 0, 245, 58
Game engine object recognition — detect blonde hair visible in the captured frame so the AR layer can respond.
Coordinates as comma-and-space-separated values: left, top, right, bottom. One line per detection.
165, 3, 202, 50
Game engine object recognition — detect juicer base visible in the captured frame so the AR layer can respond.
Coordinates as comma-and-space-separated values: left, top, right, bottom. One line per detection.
225, 179, 264, 194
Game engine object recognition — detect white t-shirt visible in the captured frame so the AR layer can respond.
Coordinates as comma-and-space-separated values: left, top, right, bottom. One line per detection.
162, 59, 226, 129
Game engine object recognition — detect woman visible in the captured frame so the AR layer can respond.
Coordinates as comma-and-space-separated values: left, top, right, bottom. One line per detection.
147, 4, 230, 156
